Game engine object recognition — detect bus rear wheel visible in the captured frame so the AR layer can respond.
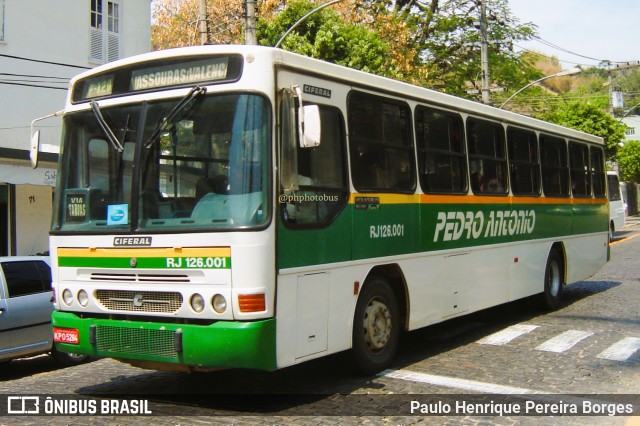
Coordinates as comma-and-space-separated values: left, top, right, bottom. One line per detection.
352, 277, 399, 375
540, 249, 564, 310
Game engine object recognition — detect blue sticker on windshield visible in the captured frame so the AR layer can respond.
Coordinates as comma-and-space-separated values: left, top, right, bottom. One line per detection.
107, 204, 129, 225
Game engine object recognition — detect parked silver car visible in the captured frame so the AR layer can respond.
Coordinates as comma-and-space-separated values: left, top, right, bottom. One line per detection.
0, 256, 87, 364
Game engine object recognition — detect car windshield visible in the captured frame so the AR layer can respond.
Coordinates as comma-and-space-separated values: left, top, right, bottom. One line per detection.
53, 93, 271, 233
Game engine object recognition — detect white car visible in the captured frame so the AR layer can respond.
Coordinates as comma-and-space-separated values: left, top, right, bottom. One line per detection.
0, 256, 87, 364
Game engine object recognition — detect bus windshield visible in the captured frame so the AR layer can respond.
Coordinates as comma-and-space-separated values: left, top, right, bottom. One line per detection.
54, 93, 270, 233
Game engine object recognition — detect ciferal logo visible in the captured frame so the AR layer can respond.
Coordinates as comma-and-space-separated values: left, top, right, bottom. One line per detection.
7, 396, 39, 414
113, 236, 152, 247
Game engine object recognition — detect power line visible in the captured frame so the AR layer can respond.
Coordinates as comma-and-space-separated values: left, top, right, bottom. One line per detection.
514, 44, 586, 67
0, 53, 90, 70
0, 72, 70, 80
531, 36, 605, 63
0, 81, 67, 90
0, 79, 67, 86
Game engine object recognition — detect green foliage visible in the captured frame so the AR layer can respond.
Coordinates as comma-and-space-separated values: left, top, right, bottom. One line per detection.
538, 100, 627, 159
617, 140, 640, 182
257, 1, 399, 78
362, 0, 540, 97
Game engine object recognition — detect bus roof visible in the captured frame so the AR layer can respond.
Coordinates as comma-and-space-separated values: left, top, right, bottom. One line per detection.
69, 45, 603, 145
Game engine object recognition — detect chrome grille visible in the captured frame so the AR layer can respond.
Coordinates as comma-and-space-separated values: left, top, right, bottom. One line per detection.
96, 325, 178, 358
95, 290, 183, 313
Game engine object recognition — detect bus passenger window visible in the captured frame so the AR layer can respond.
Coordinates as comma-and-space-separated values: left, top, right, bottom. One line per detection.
466, 118, 508, 195
415, 106, 467, 194
540, 134, 569, 197
348, 91, 415, 193
569, 141, 591, 197
507, 127, 541, 196
591, 147, 606, 198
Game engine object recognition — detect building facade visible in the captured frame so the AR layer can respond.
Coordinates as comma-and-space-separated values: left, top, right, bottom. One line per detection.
621, 116, 640, 143
0, 0, 150, 255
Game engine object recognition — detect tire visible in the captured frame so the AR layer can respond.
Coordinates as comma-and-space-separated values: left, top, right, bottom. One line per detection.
51, 346, 89, 366
352, 277, 400, 375
540, 250, 564, 310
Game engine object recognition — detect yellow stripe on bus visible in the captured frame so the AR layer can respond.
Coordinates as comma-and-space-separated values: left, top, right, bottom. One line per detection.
57, 247, 231, 258
348, 193, 607, 205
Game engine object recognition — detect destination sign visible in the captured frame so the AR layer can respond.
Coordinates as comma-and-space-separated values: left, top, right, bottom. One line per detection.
130, 57, 229, 91
72, 55, 242, 102
81, 75, 114, 99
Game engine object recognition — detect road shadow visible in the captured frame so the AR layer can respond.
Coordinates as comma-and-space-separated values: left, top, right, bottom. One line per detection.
0, 354, 71, 381
70, 280, 620, 414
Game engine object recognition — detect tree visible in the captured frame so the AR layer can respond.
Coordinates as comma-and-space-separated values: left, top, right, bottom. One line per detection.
538, 100, 627, 160
360, 0, 540, 98
151, 0, 244, 49
257, 0, 422, 81
617, 140, 640, 182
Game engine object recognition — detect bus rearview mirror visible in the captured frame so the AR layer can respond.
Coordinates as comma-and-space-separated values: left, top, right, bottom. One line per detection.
30, 130, 41, 169
299, 104, 321, 148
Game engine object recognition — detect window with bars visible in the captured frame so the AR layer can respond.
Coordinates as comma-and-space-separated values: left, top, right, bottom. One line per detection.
90, 0, 120, 63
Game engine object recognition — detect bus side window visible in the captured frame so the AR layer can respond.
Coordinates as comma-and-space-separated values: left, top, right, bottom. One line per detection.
540, 134, 570, 197
590, 146, 606, 198
348, 91, 415, 193
569, 141, 591, 197
507, 127, 541, 196
415, 106, 467, 194
466, 118, 508, 195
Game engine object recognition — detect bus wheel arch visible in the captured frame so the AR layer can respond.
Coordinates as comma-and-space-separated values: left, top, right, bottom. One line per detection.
540, 244, 566, 310
351, 264, 407, 375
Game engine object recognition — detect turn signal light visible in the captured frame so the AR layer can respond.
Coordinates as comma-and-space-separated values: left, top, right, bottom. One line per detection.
238, 294, 265, 313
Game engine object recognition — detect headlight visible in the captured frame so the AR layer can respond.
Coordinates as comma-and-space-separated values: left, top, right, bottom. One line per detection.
62, 289, 73, 306
190, 293, 205, 313
212, 294, 227, 314
77, 289, 89, 307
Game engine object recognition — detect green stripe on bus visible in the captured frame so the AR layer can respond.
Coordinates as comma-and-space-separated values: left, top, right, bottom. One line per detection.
277, 202, 608, 269
58, 256, 232, 269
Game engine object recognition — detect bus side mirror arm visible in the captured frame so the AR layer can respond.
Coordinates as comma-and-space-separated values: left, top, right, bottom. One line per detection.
30, 110, 64, 169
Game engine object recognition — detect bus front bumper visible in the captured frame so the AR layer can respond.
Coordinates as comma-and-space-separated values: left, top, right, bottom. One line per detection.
52, 311, 277, 371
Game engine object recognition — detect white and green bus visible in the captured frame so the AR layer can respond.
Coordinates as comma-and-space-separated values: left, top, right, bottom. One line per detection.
44, 45, 609, 374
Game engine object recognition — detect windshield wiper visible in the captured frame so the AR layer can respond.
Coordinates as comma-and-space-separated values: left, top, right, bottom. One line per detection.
90, 100, 124, 153
144, 86, 207, 149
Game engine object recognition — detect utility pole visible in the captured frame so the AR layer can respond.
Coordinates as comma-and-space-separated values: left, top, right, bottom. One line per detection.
245, 0, 257, 45
199, 0, 208, 45
479, 1, 490, 104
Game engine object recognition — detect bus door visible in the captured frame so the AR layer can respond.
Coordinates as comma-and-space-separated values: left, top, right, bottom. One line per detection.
275, 72, 351, 360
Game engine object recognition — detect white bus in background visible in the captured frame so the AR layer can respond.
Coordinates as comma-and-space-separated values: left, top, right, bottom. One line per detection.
607, 171, 626, 241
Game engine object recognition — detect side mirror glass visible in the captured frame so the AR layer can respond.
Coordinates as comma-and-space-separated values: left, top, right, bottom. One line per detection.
299, 104, 321, 148
30, 130, 41, 169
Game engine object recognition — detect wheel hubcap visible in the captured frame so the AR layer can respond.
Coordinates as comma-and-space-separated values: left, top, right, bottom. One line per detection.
363, 299, 392, 352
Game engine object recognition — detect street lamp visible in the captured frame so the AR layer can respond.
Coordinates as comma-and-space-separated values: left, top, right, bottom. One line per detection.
499, 67, 583, 109
619, 102, 640, 121
275, 0, 343, 48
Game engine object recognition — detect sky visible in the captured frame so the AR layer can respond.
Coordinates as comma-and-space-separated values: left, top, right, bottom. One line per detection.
508, 0, 640, 68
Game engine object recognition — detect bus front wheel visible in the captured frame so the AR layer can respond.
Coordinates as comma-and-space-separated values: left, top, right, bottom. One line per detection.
540, 250, 564, 310
352, 277, 399, 375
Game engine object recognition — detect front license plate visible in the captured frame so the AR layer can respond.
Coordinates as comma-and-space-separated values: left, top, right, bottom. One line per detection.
53, 327, 79, 344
